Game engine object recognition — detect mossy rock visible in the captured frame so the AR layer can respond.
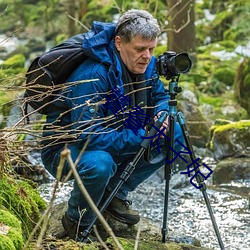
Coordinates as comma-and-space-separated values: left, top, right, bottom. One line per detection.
234, 57, 250, 116
28, 237, 211, 250
213, 67, 235, 86
0, 54, 26, 86
0, 174, 47, 239
209, 120, 250, 160
43, 202, 211, 250
208, 10, 234, 42
106, 237, 211, 250
1, 54, 25, 69
199, 92, 248, 122
0, 209, 24, 250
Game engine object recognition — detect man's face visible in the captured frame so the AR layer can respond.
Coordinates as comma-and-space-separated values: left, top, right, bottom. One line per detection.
115, 35, 157, 74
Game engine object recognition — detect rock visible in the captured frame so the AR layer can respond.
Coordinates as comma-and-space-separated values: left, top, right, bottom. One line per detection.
43, 201, 212, 250
221, 105, 237, 116
199, 103, 213, 117
179, 100, 211, 148
181, 89, 199, 105
213, 157, 250, 184
209, 120, 250, 160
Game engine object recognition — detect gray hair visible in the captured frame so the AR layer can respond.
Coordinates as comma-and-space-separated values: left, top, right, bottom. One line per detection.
115, 9, 160, 43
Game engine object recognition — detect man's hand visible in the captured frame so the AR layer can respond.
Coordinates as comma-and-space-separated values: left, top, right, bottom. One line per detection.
154, 111, 169, 136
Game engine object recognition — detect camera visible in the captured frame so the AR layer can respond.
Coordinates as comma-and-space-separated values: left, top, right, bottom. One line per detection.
156, 51, 192, 79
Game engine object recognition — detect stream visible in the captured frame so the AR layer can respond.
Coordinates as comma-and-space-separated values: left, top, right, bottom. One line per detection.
38, 157, 250, 250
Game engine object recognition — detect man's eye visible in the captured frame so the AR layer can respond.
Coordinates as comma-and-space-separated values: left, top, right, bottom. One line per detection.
136, 48, 144, 52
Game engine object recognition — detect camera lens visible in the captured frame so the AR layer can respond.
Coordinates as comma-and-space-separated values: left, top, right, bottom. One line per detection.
156, 51, 192, 79
174, 53, 192, 73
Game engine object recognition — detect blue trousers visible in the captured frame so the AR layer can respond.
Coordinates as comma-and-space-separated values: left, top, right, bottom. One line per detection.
41, 123, 184, 226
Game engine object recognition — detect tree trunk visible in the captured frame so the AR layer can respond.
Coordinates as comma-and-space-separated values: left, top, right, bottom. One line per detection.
78, 0, 88, 20
67, 0, 77, 36
167, 0, 196, 62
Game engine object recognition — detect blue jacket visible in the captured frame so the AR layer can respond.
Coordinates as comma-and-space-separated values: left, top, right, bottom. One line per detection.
44, 21, 170, 156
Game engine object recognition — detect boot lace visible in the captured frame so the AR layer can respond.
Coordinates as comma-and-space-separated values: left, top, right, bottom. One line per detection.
123, 200, 132, 209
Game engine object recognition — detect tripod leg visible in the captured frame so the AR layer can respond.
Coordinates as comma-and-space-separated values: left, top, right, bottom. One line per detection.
177, 112, 225, 250
82, 112, 168, 241
162, 114, 175, 243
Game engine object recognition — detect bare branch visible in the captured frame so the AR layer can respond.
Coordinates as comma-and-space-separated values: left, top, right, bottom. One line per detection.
63, 148, 124, 250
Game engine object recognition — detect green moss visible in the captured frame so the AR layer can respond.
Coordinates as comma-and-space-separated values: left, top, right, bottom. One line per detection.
0, 235, 16, 250
0, 209, 21, 229
1, 54, 25, 69
7, 228, 24, 249
166, 242, 183, 250
199, 95, 224, 107
105, 237, 206, 250
213, 67, 235, 86
209, 120, 250, 150
0, 54, 26, 86
217, 40, 237, 51
199, 90, 249, 121
0, 209, 24, 249
213, 120, 250, 133
0, 175, 47, 239
235, 57, 250, 116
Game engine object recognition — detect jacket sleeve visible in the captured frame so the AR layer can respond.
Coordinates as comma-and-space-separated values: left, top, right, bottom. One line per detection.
65, 61, 145, 156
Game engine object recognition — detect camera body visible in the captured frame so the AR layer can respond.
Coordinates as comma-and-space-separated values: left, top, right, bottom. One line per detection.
156, 51, 192, 79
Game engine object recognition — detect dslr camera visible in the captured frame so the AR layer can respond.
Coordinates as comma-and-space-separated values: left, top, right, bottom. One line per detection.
156, 51, 192, 79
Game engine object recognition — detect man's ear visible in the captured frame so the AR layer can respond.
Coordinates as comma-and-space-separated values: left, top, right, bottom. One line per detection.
115, 36, 122, 51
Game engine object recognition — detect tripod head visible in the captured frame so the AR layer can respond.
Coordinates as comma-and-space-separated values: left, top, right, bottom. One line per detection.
156, 51, 192, 100
168, 76, 182, 100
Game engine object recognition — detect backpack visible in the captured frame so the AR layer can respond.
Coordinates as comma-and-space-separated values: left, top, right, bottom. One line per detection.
24, 34, 87, 115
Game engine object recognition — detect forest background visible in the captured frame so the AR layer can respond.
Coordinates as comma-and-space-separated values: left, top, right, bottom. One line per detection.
0, 0, 250, 125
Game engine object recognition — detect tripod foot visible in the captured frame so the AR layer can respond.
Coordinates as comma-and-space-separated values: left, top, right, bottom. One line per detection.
161, 227, 168, 243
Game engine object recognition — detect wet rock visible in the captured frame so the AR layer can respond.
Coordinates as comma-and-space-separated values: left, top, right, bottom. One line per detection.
45, 201, 211, 250
179, 100, 211, 148
213, 157, 250, 184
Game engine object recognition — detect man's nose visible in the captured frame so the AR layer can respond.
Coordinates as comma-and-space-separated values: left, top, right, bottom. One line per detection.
142, 49, 151, 59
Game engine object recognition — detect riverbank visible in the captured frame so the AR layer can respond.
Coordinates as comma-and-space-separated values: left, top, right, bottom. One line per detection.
38, 160, 250, 250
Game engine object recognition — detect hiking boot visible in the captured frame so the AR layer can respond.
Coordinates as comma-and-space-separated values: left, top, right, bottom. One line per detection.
61, 213, 97, 243
105, 196, 140, 225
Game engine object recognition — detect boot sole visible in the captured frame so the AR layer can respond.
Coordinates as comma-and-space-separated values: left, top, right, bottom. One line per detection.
105, 210, 140, 225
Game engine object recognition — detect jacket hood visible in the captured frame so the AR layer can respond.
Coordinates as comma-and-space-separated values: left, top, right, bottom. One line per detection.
82, 21, 116, 65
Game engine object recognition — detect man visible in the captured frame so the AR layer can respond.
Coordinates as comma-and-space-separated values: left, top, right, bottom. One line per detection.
41, 9, 184, 241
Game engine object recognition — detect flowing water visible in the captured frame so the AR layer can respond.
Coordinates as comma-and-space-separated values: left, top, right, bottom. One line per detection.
38, 157, 250, 250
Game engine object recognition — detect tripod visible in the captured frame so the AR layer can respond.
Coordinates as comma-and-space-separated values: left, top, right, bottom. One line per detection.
81, 111, 168, 241
82, 77, 225, 249
161, 77, 225, 249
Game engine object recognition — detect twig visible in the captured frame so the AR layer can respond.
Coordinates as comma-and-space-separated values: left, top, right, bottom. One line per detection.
134, 220, 142, 250
61, 148, 124, 250
68, 14, 89, 31
93, 225, 110, 250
